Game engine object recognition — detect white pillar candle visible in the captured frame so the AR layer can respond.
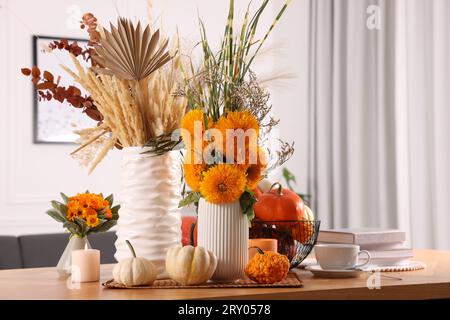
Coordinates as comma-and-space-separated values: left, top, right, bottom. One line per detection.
71, 249, 100, 283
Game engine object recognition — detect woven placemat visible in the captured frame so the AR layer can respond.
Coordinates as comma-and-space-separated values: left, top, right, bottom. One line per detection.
364, 261, 426, 272
103, 272, 302, 289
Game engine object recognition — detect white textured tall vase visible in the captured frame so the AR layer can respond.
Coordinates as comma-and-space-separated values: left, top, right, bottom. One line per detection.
197, 198, 248, 281
114, 148, 182, 278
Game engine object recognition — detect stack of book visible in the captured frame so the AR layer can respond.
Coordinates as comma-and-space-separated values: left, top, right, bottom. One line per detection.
317, 228, 413, 266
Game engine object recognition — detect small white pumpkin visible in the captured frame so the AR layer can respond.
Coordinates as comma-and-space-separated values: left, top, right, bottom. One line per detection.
258, 179, 273, 193
304, 205, 315, 220
113, 240, 157, 286
165, 245, 217, 285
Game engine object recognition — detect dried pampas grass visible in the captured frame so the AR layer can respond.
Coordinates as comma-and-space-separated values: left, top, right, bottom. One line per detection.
70, 124, 116, 174
62, 54, 187, 172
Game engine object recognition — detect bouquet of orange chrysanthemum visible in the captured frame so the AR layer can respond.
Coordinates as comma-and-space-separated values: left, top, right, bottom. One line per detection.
177, 0, 293, 221
47, 192, 119, 237
179, 109, 268, 220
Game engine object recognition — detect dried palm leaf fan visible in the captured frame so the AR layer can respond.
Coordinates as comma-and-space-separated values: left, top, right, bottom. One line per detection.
91, 18, 172, 80
91, 18, 172, 139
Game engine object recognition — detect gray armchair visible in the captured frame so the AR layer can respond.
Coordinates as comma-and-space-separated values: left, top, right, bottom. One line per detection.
0, 232, 117, 270
0, 236, 23, 269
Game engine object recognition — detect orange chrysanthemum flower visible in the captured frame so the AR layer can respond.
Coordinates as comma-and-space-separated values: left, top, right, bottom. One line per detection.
104, 208, 112, 219
245, 147, 268, 189
184, 163, 206, 192
82, 207, 97, 219
88, 198, 103, 210
180, 109, 211, 148
246, 164, 263, 190
200, 164, 247, 204
215, 111, 260, 165
67, 203, 83, 221
86, 214, 99, 227
215, 110, 259, 137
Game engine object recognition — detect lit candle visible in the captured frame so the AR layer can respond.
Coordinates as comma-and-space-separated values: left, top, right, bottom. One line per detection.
71, 249, 100, 283
248, 239, 278, 260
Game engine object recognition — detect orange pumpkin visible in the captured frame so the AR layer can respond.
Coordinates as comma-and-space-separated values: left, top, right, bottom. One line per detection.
253, 183, 305, 221
244, 247, 290, 284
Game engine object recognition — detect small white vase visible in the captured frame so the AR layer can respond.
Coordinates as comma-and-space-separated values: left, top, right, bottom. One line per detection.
197, 198, 248, 281
114, 148, 182, 278
56, 236, 91, 278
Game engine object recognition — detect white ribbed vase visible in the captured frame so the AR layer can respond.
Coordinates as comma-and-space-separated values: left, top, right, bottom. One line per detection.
114, 148, 182, 278
197, 198, 248, 281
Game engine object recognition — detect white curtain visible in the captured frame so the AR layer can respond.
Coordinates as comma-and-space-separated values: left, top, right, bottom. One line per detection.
308, 0, 450, 249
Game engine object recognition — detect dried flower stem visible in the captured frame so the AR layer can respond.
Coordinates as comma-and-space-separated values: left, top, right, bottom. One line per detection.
70, 127, 108, 155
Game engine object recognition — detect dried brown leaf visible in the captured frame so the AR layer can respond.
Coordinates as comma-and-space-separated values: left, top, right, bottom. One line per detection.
31, 66, 40, 78
21, 68, 31, 76
43, 71, 54, 82
36, 82, 55, 90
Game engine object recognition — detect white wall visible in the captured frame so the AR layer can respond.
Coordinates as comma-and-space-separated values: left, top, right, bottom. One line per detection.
0, 0, 309, 235
0, 0, 142, 235
269, 0, 310, 193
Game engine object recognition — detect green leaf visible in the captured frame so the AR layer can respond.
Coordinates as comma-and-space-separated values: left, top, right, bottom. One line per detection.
246, 209, 255, 225
179, 192, 201, 208
51, 201, 67, 215
110, 204, 120, 220
46, 209, 66, 223
60, 193, 70, 204
89, 220, 117, 234
142, 132, 184, 156
244, 186, 254, 195
63, 221, 81, 235
105, 194, 114, 206
239, 190, 257, 224
76, 217, 87, 237
203, 112, 209, 129
282, 167, 296, 191
111, 205, 120, 214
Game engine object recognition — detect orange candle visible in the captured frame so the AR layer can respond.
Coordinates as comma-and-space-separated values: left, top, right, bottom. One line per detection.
248, 239, 278, 259
71, 249, 100, 283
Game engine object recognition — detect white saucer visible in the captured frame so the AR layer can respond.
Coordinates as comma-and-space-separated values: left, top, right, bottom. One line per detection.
305, 265, 364, 278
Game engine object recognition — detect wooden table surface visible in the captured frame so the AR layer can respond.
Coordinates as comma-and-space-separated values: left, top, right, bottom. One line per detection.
0, 249, 449, 300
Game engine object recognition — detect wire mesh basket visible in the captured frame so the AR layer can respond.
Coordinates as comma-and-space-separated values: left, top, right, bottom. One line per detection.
249, 220, 321, 269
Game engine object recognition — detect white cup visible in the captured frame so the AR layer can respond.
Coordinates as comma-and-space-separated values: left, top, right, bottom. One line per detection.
315, 244, 371, 270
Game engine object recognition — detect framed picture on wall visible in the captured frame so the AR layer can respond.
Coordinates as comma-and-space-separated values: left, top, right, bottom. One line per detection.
33, 35, 96, 144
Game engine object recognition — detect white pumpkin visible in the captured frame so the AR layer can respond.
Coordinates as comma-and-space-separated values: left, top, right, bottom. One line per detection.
113, 240, 157, 286
165, 245, 217, 285
304, 205, 315, 220
258, 179, 273, 192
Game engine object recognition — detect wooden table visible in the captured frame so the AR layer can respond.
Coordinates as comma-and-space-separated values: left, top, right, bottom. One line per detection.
0, 249, 449, 300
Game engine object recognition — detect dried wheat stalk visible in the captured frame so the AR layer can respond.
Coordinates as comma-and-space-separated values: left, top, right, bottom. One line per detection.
61, 54, 187, 172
